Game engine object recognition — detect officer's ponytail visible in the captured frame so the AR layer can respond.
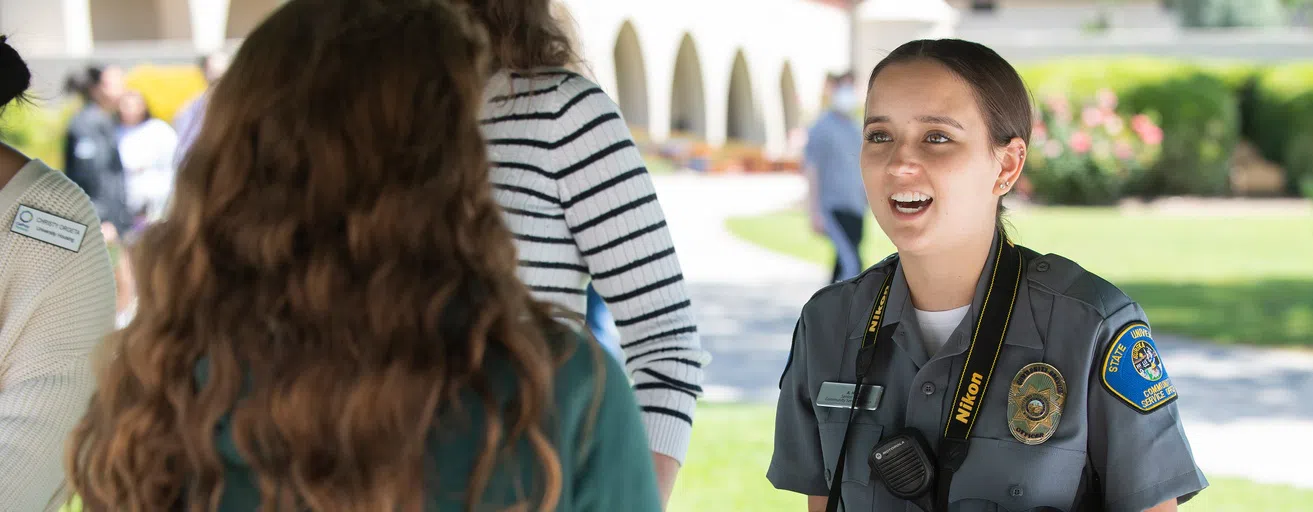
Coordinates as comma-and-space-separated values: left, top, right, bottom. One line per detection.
0, 35, 32, 113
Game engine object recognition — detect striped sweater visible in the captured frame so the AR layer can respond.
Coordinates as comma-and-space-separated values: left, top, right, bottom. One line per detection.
481, 68, 709, 464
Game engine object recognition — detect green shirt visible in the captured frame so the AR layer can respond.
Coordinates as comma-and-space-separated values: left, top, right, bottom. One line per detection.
202, 333, 661, 511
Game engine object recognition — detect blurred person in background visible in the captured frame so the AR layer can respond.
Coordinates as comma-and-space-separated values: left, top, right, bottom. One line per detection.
116, 89, 179, 231
63, 65, 130, 235
464, 0, 710, 506
0, 36, 117, 512
769, 39, 1206, 512
64, 1, 660, 510
63, 64, 135, 322
804, 71, 867, 284
172, 51, 229, 168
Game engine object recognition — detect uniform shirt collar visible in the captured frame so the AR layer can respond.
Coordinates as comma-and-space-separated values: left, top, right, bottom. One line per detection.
854, 231, 1045, 364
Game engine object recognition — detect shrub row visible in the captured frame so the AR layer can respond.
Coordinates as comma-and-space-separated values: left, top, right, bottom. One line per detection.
1017, 57, 1313, 203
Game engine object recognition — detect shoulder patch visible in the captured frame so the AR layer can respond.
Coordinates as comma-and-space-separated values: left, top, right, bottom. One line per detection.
1100, 321, 1177, 413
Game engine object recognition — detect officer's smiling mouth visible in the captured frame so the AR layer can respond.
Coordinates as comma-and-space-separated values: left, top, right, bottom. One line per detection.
889, 191, 933, 216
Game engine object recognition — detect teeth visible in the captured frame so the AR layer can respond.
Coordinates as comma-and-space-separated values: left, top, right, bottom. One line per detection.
895, 203, 926, 214
890, 191, 931, 202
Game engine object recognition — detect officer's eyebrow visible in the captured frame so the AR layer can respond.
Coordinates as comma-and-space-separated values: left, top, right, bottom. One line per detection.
864, 115, 965, 130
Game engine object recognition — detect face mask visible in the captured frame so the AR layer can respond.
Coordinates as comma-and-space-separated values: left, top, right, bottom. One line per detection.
831, 85, 858, 113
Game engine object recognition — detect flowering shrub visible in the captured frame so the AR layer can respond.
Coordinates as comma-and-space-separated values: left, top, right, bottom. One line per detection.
1025, 89, 1164, 205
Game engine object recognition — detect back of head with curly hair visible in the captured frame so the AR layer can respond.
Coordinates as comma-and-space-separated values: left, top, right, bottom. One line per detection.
66, 0, 580, 510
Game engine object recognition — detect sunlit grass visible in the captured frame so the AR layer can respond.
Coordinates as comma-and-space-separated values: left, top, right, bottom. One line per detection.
670, 404, 1313, 512
726, 207, 1313, 346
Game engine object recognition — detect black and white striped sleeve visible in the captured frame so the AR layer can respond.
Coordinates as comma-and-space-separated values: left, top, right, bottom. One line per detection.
549, 76, 711, 464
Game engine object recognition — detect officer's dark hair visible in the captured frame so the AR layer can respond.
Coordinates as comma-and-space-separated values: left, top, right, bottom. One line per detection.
0, 35, 32, 113
866, 39, 1032, 230
64, 65, 107, 103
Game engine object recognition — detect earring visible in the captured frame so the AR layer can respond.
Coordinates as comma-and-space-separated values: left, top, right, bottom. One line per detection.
999, 182, 1008, 190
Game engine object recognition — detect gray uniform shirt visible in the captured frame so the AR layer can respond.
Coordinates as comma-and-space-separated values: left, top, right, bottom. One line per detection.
768, 235, 1208, 512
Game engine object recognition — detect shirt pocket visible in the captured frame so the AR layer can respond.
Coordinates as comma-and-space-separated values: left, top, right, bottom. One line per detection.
948, 437, 1087, 512
818, 422, 885, 487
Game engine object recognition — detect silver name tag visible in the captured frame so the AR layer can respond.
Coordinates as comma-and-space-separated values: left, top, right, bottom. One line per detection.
817, 381, 883, 410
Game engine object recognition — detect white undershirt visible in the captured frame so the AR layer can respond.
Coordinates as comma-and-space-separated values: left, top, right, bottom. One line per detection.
915, 304, 971, 358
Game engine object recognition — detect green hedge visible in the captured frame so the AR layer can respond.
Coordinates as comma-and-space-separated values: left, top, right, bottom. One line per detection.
0, 100, 75, 169
1251, 63, 1313, 197
1019, 58, 1241, 200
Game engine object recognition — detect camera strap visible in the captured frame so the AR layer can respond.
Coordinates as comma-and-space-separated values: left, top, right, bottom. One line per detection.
825, 232, 1023, 512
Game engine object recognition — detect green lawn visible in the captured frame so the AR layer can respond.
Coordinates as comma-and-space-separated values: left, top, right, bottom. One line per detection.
671, 404, 1313, 512
725, 208, 1313, 346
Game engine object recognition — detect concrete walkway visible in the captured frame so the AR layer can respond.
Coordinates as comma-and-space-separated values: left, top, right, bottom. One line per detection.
651, 172, 1313, 490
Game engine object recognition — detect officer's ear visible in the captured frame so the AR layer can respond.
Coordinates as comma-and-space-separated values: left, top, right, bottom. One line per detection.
993, 137, 1026, 196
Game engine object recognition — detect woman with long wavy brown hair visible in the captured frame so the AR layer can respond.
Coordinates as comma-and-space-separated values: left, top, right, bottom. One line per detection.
65, 1, 661, 510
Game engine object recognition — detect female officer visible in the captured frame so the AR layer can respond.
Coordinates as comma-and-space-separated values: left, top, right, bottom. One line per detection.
768, 39, 1207, 512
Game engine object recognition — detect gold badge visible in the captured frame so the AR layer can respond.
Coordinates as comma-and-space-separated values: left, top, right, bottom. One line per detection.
1007, 363, 1067, 445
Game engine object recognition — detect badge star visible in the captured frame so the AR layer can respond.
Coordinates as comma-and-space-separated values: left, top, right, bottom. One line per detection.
1011, 381, 1060, 434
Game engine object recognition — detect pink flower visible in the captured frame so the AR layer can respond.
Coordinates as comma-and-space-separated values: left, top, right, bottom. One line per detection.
1139, 125, 1163, 146
1069, 131, 1092, 154
1131, 114, 1155, 134
1096, 88, 1118, 111
1131, 115, 1163, 145
1082, 107, 1103, 128
1114, 141, 1134, 159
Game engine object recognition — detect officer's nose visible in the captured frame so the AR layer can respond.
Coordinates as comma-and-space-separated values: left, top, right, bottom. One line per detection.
886, 142, 922, 177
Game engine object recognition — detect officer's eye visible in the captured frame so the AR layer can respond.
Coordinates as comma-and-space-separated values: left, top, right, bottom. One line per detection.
865, 131, 892, 143
925, 133, 951, 144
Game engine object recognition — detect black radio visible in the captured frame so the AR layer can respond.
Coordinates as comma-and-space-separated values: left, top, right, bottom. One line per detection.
869, 428, 938, 512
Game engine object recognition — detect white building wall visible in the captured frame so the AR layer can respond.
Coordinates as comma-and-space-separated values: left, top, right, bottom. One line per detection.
1, 0, 93, 57
3, 0, 851, 157
559, 0, 851, 157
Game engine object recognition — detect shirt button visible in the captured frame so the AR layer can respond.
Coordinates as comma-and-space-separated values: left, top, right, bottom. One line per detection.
1036, 261, 1051, 272
921, 382, 936, 395
1009, 485, 1024, 497
826, 469, 833, 482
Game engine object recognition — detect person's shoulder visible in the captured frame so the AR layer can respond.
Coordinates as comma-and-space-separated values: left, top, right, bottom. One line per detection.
801, 252, 898, 317
9, 160, 100, 224
529, 68, 618, 114
546, 324, 643, 451
144, 117, 177, 134
1021, 246, 1135, 319
807, 112, 835, 134
537, 323, 614, 407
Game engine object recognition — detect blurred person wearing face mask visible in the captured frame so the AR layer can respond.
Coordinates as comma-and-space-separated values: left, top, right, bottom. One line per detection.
804, 71, 867, 283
